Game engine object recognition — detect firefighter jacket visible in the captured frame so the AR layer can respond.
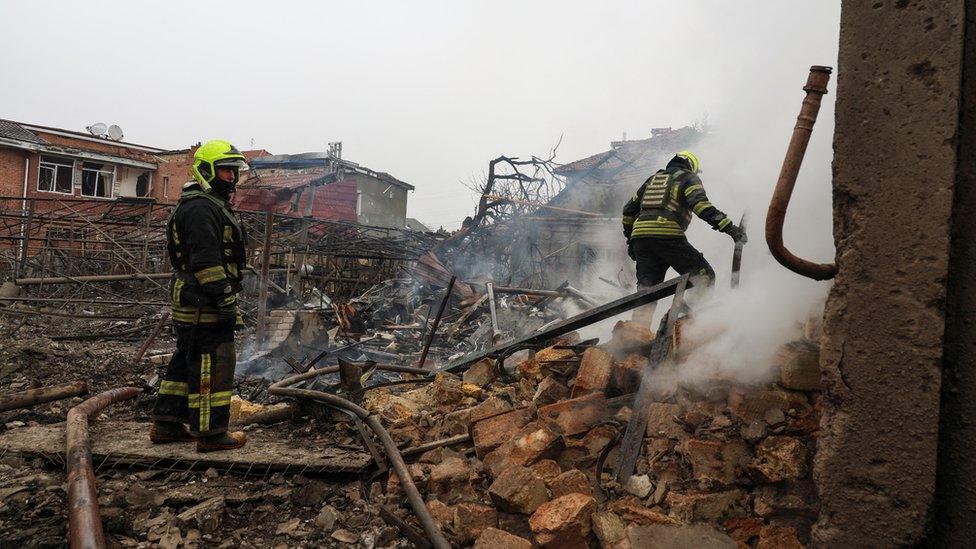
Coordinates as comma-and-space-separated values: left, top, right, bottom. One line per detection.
167, 184, 247, 326
622, 166, 731, 240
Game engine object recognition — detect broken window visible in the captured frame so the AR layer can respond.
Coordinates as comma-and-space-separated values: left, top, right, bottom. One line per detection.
135, 172, 150, 197
81, 162, 114, 198
162, 176, 169, 198
37, 155, 74, 194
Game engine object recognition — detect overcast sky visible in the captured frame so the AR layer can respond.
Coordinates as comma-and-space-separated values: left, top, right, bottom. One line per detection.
0, 1, 840, 230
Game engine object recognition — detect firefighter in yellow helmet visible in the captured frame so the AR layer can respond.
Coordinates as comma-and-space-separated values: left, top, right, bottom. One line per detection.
622, 151, 746, 323
150, 140, 249, 452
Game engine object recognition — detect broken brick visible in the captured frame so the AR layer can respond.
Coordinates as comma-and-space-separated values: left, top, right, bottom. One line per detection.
750, 436, 808, 482
609, 320, 655, 355
528, 493, 596, 548
665, 489, 744, 523
471, 407, 533, 459
567, 423, 618, 456
464, 358, 497, 388
533, 376, 570, 406
428, 457, 473, 500
610, 353, 646, 395
756, 524, 803, 549
430, 372, 466, 406
426, 499, 454, 528
469, 396, 515, 424
454, 502, 499, 544
645, 402, 685, 438
473, 527, 533, 549
591, 510, 627, 546
538, 392, 608, 436
682, 439, 751, 486
609, 496, 677, 525
622, 523, 738, 548
571, 347, 613, 396
724, 516, 764, 549
550, 469, 592, 498
727, 387, 809, 423
529, 460, 562, 485
484, 421, 564, 478
488, 465, 550, 515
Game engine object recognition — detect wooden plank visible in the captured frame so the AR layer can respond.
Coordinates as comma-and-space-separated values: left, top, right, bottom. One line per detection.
0, 421, 370, 474
614, 275, 688, 484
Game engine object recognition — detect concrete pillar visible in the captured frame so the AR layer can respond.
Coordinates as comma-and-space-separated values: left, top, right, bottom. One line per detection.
934, 3, 976, 546
815, 1, 966, 546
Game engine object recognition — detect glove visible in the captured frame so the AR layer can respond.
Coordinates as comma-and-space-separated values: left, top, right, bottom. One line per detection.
724, 223, 748, 244
627, 240, 636, 260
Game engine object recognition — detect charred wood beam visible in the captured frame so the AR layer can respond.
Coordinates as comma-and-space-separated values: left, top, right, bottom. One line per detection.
436, 276, 686, 373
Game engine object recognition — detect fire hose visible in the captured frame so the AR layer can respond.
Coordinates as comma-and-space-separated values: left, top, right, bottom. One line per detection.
269, 366, 451, 549
67, 386, 141, 549
766, 65, 838, 281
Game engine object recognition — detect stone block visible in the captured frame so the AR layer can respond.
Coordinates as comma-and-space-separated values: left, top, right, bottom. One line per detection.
473, 527, 532, 549
624, 474, 654, 499
550, 469, 592, 498
489, 465, 550, 514
528, 493, 596, 548
538, 392, 608, 436
572, 347, 613, 396
750, 436, 808, 482
471, 407, 533, 459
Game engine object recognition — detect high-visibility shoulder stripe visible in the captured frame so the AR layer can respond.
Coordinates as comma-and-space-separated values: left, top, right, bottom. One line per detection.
684, 184, 703, 196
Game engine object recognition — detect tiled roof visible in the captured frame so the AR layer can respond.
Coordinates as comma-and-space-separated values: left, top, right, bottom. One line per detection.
555, 127, 702, 177
0, 119, 45, 144
240, 171, 336, 190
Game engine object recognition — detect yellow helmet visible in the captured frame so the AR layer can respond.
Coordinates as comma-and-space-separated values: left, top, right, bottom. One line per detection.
190, 140, 248, 192
675, 150, 701, 174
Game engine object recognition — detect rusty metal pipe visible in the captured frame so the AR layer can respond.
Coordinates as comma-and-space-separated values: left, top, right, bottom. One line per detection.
766, 65, 838, 281
67, 386, 141, 549
0, 380, 88, 413
270, 374, 450, 549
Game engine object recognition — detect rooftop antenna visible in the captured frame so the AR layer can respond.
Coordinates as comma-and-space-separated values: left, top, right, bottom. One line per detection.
106, 125, 124, 141
327, 141, 342, 160
86, 123, 107, 137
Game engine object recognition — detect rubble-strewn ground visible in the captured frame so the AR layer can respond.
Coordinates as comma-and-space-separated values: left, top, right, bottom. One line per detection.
0, 300, 822, 548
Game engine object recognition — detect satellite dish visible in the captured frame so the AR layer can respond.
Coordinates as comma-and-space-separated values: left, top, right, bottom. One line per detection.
107, 125, 124, 141
86, 123, 107, 136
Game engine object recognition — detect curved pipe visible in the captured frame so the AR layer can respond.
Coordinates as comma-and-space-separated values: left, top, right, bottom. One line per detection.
67, 387, 141, 549
766, 65, 838, 281
270, 370, 450, 549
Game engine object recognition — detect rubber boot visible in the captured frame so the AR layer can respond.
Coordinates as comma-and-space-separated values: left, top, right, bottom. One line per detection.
197, 431, 247, 453
149, 420, 194, 444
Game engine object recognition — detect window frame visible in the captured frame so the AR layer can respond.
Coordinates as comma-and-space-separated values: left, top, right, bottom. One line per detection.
37, 155, 75, 195
162, 175, 170, 198
80, 162, 116, 199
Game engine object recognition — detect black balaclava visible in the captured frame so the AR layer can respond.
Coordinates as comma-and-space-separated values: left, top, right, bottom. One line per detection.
209, 167, 238, 199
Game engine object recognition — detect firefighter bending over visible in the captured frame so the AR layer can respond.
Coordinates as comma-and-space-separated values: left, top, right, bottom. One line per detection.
150, 140, 249, 452
622, 150, 746, 324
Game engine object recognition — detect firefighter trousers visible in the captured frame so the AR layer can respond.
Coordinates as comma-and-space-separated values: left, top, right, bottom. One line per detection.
631, 236, 716, 326
151, 324, 236, 437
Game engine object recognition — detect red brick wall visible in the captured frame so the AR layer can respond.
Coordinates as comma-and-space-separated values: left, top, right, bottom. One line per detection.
32, 131, 155, 161
153, 148, 197, 204
0, 148, 30, 197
